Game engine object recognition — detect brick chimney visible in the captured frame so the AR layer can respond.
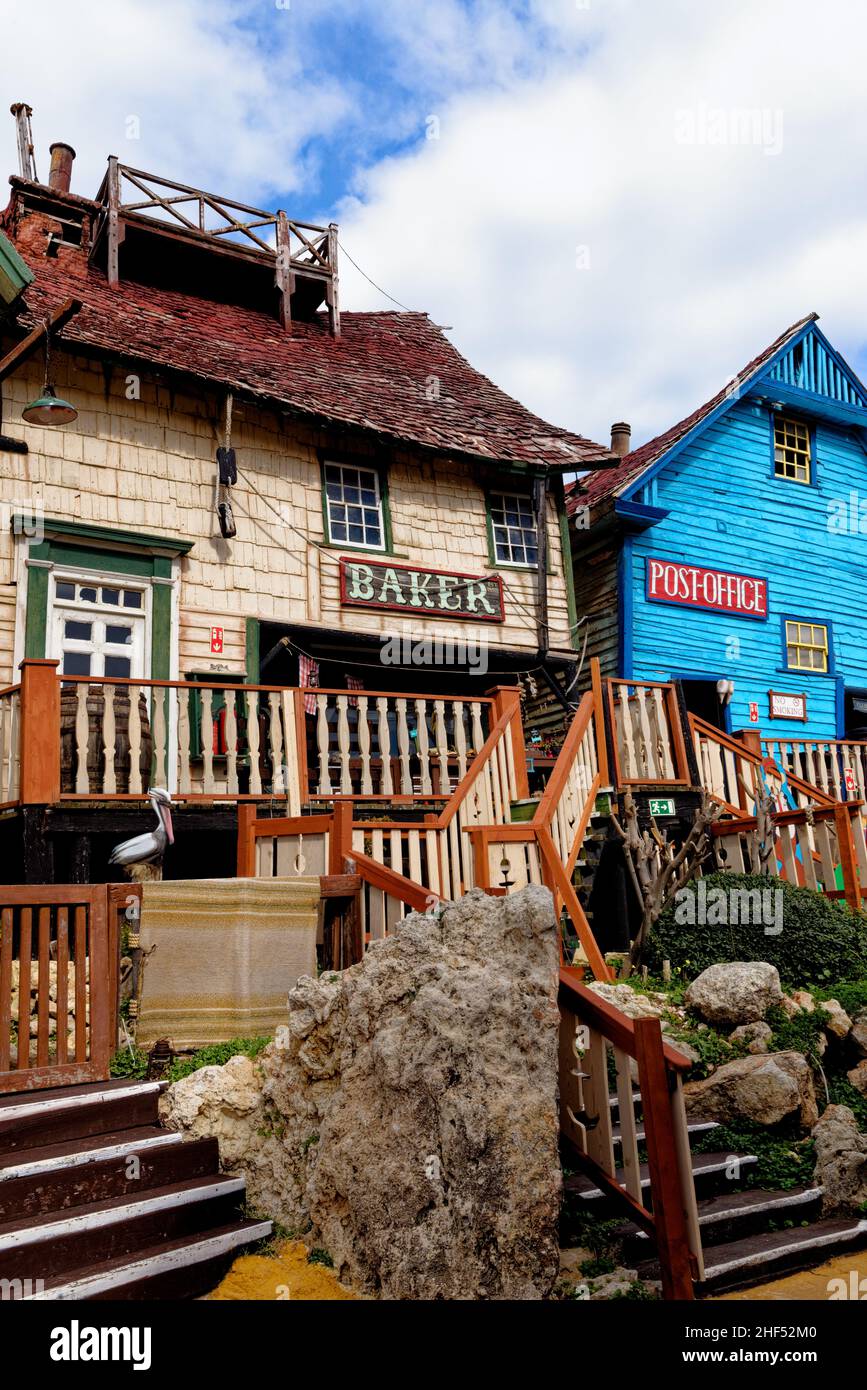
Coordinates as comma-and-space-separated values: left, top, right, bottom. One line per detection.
48, 142, 76, 194
610, 421, 631, 458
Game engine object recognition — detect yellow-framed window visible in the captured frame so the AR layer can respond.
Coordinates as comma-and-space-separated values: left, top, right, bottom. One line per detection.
774, 417, 811, 484
785, 620, 828, 673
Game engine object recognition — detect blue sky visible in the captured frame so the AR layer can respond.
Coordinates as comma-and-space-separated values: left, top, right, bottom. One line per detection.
3, 0, 867, 449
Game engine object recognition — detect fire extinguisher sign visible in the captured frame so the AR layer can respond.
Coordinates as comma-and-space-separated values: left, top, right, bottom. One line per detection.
210, 626, 224, 655
748, 702, 759, 724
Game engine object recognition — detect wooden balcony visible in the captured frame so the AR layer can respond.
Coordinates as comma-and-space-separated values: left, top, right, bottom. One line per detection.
0, 661, 508, 812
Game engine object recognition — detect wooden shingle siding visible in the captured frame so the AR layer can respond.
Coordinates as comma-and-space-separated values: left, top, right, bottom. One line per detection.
0, 355, 574, 683
571, 501, 621, 684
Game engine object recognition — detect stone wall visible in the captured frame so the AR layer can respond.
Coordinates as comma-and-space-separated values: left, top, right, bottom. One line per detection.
163, 885, 563, 1300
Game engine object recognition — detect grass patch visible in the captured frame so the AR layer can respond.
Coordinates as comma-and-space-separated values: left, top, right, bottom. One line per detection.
166, 1035, 270, 1084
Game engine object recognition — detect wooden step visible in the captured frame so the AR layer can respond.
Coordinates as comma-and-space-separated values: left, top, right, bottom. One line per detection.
621, 1185, 825, 1264
0, 1124, 183, 1181
611, 1119, 717, 1149
697, 1217, 867, 1294
0, 1174, 245, 1280
0, 1134, 219, 1223
565, 1150, 758, 1204
0, 1082, 164, 1156
27, 1219, 272, 1301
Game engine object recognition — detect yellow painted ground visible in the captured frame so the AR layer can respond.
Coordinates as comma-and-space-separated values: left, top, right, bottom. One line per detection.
716, 1249, 867, 1301
208, 1240, 357, 1301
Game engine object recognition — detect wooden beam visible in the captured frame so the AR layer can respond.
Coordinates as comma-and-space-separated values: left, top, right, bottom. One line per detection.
0, 298, 82, 385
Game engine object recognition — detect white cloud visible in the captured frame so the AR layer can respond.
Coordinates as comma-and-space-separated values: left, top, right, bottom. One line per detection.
335, 0, 867, 447
3, 0, 866, 452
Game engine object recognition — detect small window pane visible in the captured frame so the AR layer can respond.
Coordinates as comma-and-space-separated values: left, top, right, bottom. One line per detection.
63, 652, 91, 676
79, 587, 98, 603
102, 588, 120, 605
65, 621, 92, 641
123, 591, 142, 609
106, 625, 132, 645
56, 581, 75, 600
105, 656, 132, 678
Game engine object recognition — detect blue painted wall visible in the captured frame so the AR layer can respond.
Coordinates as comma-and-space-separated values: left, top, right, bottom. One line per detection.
625, 395, 867, 739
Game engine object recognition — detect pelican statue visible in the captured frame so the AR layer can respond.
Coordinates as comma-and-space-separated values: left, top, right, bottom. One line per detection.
109, 787, 174, 882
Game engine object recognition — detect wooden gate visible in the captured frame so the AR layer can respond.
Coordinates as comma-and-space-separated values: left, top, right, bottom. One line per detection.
0, 885, 116, 1094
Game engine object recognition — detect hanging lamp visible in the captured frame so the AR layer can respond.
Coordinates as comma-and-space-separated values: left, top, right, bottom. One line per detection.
22, 316, 77, 426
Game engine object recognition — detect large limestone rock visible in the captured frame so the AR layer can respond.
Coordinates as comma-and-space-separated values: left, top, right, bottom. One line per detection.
821, 999, 853, 1042
849, 1009, 867, 1060
685, 962, 782, 1027
812, 1105, 867, 1216
730, 1021, 773, 1054
683, 1051, 818, 1130
163, 886, 562, 1300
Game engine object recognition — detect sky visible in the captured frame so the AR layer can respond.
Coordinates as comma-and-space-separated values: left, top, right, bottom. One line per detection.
2, 0, 867, 452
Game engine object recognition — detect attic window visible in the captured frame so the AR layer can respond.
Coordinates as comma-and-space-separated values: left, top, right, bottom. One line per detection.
489, 491, 537, 567
773, 417, 811, 484
324, 462, 384, 550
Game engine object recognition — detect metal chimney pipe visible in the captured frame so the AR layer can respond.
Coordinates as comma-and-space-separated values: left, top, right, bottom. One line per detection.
48, 142, 76, 194
610, 421, 631, 458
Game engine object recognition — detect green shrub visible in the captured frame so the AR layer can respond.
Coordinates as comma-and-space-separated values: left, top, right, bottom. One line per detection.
646, 873, 867, 986
109, 1045, 148, 1079
167, 1035, 270, 1084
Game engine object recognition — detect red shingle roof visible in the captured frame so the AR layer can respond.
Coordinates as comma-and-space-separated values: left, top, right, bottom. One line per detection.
6, 208, 614, 472
567, 312, 817, 513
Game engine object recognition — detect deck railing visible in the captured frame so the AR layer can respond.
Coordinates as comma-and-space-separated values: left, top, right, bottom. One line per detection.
0, 884, 117, 1094
0, 685, 20, 807
764, 734, 867, 812
606, 679, 691, 786
6, 661, 497, 810
692, 717, 834, 814
559, 967, 701, 1299
710, 801, 867, 910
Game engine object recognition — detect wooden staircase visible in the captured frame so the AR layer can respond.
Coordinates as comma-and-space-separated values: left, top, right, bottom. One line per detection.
567, 1086, 867, 1295
0, 1078, 270, 1300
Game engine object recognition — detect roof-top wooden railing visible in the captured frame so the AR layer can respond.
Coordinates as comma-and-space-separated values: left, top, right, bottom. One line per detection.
559, 967, 702, 1299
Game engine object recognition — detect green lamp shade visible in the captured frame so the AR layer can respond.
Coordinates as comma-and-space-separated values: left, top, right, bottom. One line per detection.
22, 385, 78, 426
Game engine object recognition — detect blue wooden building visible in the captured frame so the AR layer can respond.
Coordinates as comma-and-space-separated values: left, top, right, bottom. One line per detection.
569, 314, 867, 742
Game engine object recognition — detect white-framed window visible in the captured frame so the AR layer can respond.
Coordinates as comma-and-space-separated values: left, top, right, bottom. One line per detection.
50, 575, 149, 679
489, 491, 538, 567
323, 461, 385, 550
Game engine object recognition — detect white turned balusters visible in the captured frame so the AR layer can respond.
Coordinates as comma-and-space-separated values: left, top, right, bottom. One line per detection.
415, 699, 432, 794
178, 687, 191, 793
247, 693, 262, 795
396, 699, 412, 793
434, 701, 450, 794
74, 684, 90, 794
316, 695, 332, 795
335, 695, 352, 795
102, 686, 117, 795
376, 697, 392, 795
357, 696, 372, 795
225, 690, 239, 796
268, 692, 285, 796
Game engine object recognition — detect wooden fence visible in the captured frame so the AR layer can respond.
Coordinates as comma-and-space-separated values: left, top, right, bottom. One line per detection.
559, 967, 702, 1299
0, 884, 119, 1094
764, 734, 867, 813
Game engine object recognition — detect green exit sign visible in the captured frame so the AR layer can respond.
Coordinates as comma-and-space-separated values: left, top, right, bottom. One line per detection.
649, 798, 676, 817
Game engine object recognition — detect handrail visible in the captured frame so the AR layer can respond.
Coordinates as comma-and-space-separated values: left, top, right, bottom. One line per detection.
559, 966, 701, 1299
691, 714, 836, 809
532, 692, 594, 826
347, 850, 437, 914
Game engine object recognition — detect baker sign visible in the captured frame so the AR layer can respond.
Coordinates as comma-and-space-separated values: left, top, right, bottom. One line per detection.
646, 559, 768, 619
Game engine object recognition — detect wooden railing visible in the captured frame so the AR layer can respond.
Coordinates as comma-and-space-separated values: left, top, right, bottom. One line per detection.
0, 884, 118, 1094
606, 679, 691, 786
467, 665, 612, 979
4, 661, 497, 810
304, 688, 491, 799
559, 967, 702, 1300
237, 688, 527, 944
710, 800, 867, 910
0, 684, 20, 807
764, 734, 867, 811
692, 717, 834, 814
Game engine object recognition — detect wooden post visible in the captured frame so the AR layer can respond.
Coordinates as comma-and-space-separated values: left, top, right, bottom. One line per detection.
327, 223, 341, 337
236, 803, 257, 877
18, 659, 61, 805
486, 684, 529, 798
329, 800, 353, 875
275, 211, 294, 333
834, 803, 861, 912
634, 1016, 695, 1301
590, 657, 609, 786
106, 155, 121, 289
733, 728, 763, 759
